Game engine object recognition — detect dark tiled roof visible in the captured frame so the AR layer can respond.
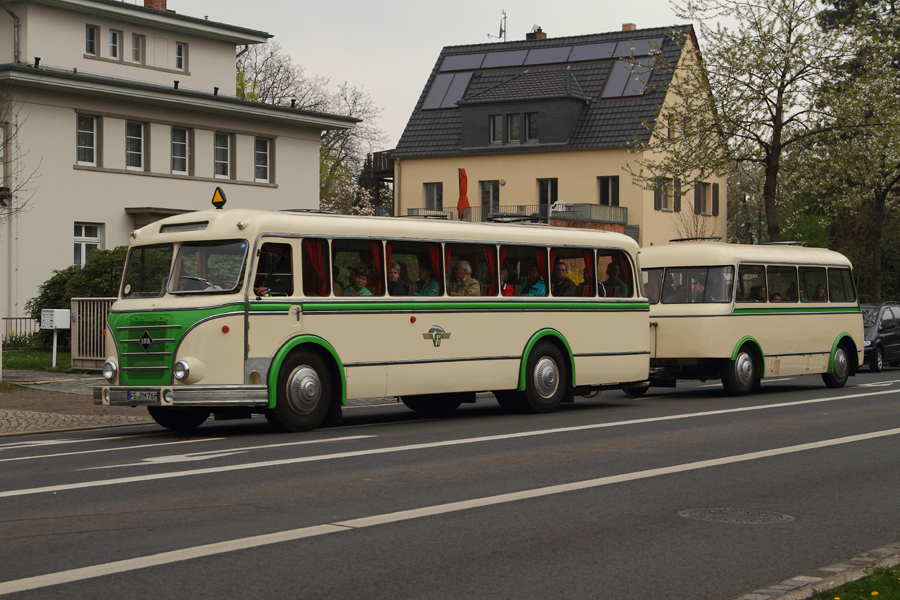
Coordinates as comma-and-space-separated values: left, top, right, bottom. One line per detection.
393, 25, 691, 159
459, 67, 588, 104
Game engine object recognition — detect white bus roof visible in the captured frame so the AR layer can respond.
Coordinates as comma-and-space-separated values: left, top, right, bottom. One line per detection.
639, 242, 853, 268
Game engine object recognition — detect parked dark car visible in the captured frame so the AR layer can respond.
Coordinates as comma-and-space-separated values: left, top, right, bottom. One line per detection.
862, 301, 900, 371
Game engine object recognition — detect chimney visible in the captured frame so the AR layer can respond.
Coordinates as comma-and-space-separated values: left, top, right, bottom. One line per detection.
526, 26, 547, 41
622, 23, 636, 31
144, 0, 167, 11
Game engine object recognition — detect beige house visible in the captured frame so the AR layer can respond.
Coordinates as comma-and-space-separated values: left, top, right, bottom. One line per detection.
391, 25, 726, 248
0, 0, 356, 321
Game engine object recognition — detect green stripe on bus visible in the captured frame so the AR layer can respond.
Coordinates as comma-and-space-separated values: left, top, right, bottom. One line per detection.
303, 301, 649, 312
732, 307, 860, 315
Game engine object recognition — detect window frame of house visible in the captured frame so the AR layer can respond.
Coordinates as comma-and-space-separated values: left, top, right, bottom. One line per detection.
131, 34, 145, 64
175, 42, 188, 71
489, 115, 503, 144
525, 113, 539, 142
255, 138, 271, 183
214, 132, 232, 179
538, 178, 558, 207
85, 25, 98, 56
598, 176, 619, 207
508, 114, 521, 143
694, 182, 711, 215
109, 29, 121, 60
171, 127, 190, 176
125, 121, 144, 171
74, 223, 103, 267
481, 180, 500, 214
76, 115, 98, 167
425, 182, 443, 211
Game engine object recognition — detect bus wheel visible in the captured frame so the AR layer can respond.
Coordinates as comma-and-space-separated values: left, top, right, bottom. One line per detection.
400, 393, 461, 417
147, 406, 210, 431
623, 386, 648, 398
870, 348, 884, 372
722, 349, 755, 396
494, 390, 525, 413
269, 351, 333, 432
522, 342, 568, 413
822, 345, 850, 388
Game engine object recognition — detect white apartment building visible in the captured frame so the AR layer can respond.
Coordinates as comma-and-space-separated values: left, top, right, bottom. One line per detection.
0, 0, 357, 320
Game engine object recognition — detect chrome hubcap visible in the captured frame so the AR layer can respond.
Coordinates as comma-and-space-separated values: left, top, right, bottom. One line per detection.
734, 352, 754, 388
834, 348, 848, 379
533, 357, 559, 398
287, 366, 321, 414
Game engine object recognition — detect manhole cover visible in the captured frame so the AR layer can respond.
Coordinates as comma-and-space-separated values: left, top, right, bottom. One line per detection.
678, 508, 795, 524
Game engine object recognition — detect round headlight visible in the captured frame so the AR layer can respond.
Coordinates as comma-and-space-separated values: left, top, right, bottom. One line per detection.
102, 360, 117, 382
864, 340, 871, 347
173, 360, 190, 381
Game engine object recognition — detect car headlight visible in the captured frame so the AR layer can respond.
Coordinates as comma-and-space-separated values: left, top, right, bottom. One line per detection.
173, 360, 190, 381
102, 360, 117, 382
864, 340, 871, 347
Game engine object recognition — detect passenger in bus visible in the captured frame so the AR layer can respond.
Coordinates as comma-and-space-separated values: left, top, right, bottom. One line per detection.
644, 281, 659, 303
414, 264, 440, 296
747, 285, 767, 302
503, 259, 521, 285
552, 261, 577, 296
520, 264, 547, 296
692, 281, 705, 302
449, 260, 480, 296
812, 284, 827, 302
387, 262, 408, 296
398, 262, 416, 289
500, 267, 515, 296
332, 265, 344, 296
770, 292, 782, 302
664, 284, 689, 303
603, 263, 628, 297
343, 267, 373, 297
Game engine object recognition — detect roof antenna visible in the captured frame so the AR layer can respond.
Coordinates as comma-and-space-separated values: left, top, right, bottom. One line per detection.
487, 9, 507, 42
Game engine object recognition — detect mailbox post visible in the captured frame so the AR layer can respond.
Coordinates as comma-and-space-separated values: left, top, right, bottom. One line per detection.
41, 309, 71, 368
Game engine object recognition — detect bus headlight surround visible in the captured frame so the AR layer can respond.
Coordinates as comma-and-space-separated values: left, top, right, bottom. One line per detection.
864, 340, 871, 347
173, 360, 190, 381
102, 360, 117, 382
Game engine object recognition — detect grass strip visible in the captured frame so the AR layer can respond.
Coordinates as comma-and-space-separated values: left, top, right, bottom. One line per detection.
811, 565, 900, 599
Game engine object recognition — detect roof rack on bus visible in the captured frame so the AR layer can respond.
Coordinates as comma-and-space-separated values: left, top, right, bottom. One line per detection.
486, 215, 548, 224
280, 208, 337, 214
669, 236, 722, 243
763, 241, 803, 246
396, 214, 450, 219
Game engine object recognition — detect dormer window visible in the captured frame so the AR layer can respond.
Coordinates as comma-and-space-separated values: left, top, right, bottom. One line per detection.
508, 114, 521, 142
526, 113, 539, 141
489, 115, 502, 144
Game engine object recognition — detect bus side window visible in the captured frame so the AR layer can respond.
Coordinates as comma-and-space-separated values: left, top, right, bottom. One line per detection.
643, 268, 663, 303
301, 239, 330, 297
550, 247, 589, 297
387, 240, 444, 297
799, 266, 827, 302
502, 245, 548, 297
332, 239, 385, 297
827, 267, 856, 303
767, 265, 797, 303
736, 265, 766, 302
254, 242, 294, 297
598, 250, 631, 297
447, 243, 495, 296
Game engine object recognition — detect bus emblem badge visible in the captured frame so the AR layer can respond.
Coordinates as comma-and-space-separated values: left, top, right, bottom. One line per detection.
139, 331, 154, 352
422, 326, 451, 347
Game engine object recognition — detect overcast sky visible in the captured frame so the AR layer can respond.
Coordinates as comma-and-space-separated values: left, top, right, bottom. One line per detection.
164, 0, 686, 149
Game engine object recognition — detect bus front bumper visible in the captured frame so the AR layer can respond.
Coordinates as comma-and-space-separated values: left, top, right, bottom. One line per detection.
93, 385, 268, 407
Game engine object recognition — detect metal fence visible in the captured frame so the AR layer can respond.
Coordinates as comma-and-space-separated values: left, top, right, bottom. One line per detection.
70, 298, 116, 370
2, 317, 40, 341
406, 203, 628, 225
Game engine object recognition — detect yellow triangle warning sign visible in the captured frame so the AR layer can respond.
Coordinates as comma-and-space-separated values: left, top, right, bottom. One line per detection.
211, 187, 227, 209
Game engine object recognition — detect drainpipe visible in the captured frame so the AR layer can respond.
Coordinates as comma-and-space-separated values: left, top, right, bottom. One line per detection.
0, 3, 20, 64
236, 44, 250, 59
394, 158, 400, 217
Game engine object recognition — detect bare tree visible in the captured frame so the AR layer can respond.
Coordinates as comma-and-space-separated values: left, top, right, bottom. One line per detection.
0, 88, 40, 228
236, 42, 330, 110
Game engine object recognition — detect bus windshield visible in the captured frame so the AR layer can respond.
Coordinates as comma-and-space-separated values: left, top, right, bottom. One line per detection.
169, 240, 248, 294
122, 244, 174, 298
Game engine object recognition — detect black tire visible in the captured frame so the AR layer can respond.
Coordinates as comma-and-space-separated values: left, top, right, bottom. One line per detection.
623, 386, 648, 398
722, 348, 755, 396
147, 406, 210, 431
494, 389, 525, 413
268, 350, 333, 432
521, 342, 568, 413
400, 393, 462, 417
870, 347, 885, 372
822, 345, 850, 388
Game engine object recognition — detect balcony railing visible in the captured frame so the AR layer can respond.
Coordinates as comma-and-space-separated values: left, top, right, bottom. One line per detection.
406, 203, 628, 225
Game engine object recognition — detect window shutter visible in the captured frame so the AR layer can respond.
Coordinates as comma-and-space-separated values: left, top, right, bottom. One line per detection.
694, 184, 702, 214
611, 176, 619, 207
712, 183, 720, 216
654, 178, 662, 211
674, 178, 681, 212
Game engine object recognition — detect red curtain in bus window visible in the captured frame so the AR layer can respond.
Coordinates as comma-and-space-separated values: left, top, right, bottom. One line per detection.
385, 241, 393, 267
302, 239, 328, 296
483, 246, 497, 295
369, 241, 383, 296
549, 248, 557, 273
583, 249, 595, 292
445, 244, 452, 273
535, 248, 547, 280
426, 243, 443, 294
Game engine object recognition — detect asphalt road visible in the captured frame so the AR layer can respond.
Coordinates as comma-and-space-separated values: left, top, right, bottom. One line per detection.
1, 368, 899, 599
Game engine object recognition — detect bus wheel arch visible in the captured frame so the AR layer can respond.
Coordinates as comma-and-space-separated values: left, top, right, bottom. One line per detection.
823, 335, 855, 388
518, 332, 573, 413
723, 339, 763, 396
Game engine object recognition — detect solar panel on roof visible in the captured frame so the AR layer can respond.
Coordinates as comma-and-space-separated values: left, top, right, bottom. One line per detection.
524, 46, 572, 65
614, 37, 665, 58
440, 53, 486, 71
481, 50, 528, 68
568, 42, 617, 62
600, 60, 632, 98
623, 58, 653, 96
421, 73, 454, 110
440, 72, 473, 108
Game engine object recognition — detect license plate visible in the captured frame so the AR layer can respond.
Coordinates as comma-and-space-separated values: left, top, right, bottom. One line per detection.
127, 390, 159, 402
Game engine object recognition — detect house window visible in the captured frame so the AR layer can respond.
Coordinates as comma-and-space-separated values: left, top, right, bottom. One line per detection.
74, 223, 102, 266
538, 178, 558, 207
172, 127, 189, 175
526, 113, 539, 141
132, 34, 144, 63
599, 176, 619, 207
481, 180, 499, 214
76, 116, 97, 166
126, 122, 143, 170
214, 132, 231, 178
85, 25, 98, 55
490, 115, 502, 144
109, 30, 121, 59
175, 43, 187, 71
654, 177, 671, 211
255, 138, 270, 183
425, 183, 443, 211
694, 182, 711, 215
508, 114, 520, 142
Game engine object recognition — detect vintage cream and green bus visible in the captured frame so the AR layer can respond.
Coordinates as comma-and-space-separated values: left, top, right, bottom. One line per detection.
94, 195, 650, 432
638, 242, 864, 396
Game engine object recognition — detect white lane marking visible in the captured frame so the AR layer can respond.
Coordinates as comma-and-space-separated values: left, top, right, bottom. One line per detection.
0, 435, 146, 451
2, 426, 899, 596
81, 435, 375, 469
1, 388, 897, 499
858, 381, 899, 388
0, 438, 223, 463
